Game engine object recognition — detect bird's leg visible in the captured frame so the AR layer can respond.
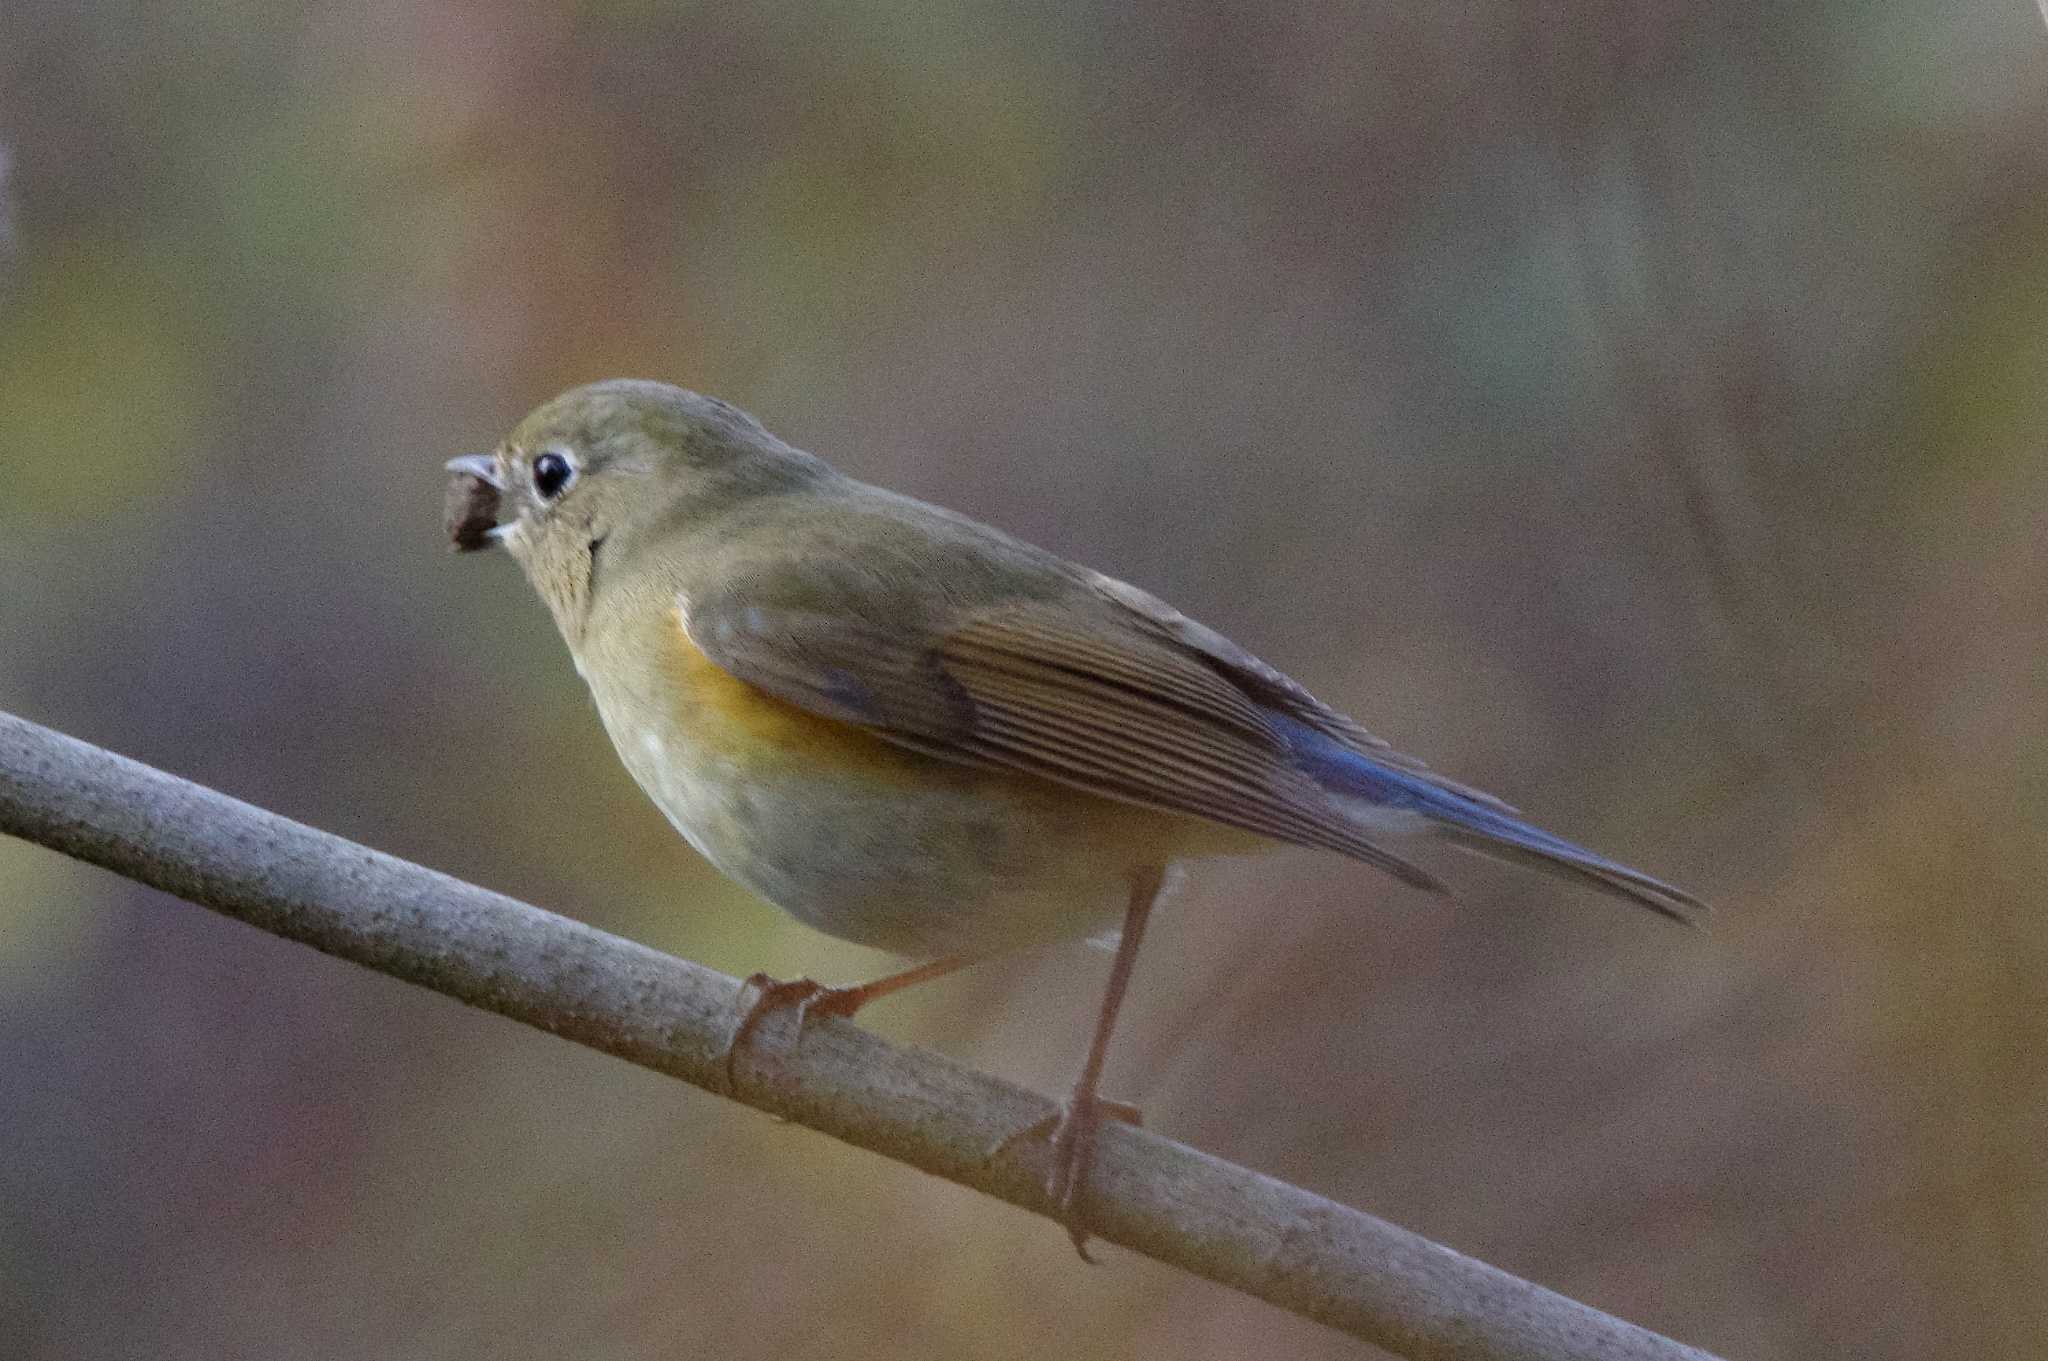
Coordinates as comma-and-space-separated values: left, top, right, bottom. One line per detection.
722, 955, 973, 1091
1010, 864, 1166, 1261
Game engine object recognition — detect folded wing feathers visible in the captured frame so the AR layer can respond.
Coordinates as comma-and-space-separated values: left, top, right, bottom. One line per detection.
954, 613, 1274, 738
1081, 572, 1518, 813
941, 621, 1448, 891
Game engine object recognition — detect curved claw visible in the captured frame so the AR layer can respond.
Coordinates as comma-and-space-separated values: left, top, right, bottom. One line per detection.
721, 974, 856, 1092
990, 1095, 1144, 1260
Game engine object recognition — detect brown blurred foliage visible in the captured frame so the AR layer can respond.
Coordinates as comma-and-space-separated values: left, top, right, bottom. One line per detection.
2, 3, 2044, 1358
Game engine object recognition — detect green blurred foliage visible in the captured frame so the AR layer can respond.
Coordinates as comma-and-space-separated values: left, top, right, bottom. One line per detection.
0, 243, 212, 514
2, 1, 2045, 1358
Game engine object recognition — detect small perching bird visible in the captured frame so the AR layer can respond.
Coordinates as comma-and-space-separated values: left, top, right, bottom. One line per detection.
446, 380, 1704, 1254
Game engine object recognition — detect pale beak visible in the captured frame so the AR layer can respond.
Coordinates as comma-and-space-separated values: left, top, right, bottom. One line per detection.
445, 454, 503, 489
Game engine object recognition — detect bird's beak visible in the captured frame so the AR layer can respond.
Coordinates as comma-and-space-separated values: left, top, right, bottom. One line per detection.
445, 453, 508, 553
445, 453, 504, 489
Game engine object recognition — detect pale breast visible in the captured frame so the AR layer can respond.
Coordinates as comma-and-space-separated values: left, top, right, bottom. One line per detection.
571, 607, 1253, 957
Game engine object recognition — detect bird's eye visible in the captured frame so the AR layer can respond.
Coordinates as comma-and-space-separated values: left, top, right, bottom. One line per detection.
533, 451, 575, 500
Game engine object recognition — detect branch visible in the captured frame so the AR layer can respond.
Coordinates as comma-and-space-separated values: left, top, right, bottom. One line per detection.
0, 710, 1721, 1361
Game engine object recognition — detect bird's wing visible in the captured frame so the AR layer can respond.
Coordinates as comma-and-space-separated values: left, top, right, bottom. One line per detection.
682, 580, 1449, 892
1078, 569, 1517, 812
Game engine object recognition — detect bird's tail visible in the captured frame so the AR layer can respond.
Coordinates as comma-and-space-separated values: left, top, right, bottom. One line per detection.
1425, 803, 1707, 925
1273, 715, 1707, 925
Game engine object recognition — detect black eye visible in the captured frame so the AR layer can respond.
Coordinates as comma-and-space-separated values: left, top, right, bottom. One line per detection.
533, 451, 575, 500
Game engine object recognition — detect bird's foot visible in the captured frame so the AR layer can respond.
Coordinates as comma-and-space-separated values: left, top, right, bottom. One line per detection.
720, 957, 973, 1094
720, 974, 868, 1092
992, 1094, 1143, 1261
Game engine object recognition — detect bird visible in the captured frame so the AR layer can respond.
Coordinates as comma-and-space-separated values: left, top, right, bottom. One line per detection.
445, 378, 1704, 1256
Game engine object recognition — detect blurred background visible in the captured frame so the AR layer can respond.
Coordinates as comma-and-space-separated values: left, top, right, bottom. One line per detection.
2, 2, 2043, 1357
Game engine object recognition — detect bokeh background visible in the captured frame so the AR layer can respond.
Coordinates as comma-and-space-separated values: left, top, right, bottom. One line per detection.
2, 3, 2043, 1357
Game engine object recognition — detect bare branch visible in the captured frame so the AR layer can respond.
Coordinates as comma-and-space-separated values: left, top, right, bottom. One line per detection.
0, 709, 1721, 1361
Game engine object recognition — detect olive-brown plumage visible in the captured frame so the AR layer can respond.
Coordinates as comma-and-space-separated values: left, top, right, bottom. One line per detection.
448, 378, 1702, 1253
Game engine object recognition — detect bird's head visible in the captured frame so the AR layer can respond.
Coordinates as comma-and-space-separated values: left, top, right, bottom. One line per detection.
447, 379, 826, 640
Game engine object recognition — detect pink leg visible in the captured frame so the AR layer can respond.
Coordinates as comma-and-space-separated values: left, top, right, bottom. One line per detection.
1040, 864, 1166, 1259
722, 956, 974, 1091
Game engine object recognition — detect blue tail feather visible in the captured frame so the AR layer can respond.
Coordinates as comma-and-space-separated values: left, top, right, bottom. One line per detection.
1268, 715, 1704, 923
